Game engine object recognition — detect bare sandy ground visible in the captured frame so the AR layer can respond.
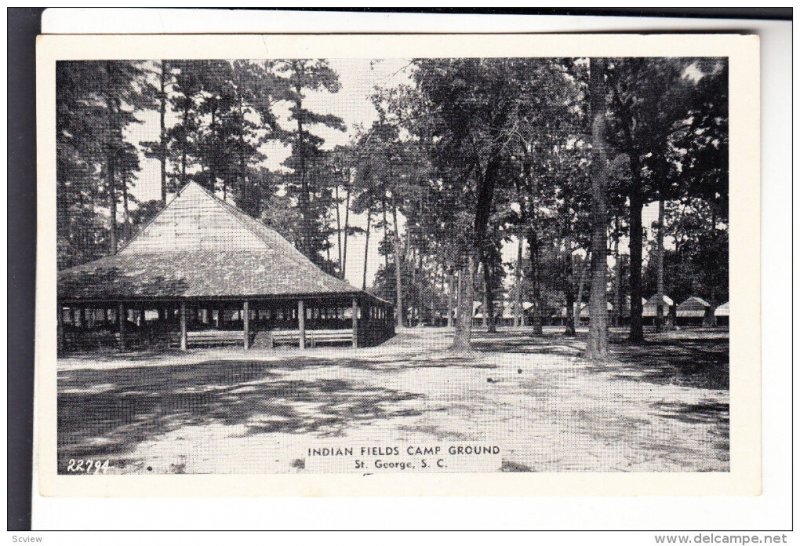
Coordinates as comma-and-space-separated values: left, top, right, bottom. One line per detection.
57, 327, 729, 474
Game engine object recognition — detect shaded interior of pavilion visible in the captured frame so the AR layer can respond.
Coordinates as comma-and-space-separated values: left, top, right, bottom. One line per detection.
58, 294, 394, 353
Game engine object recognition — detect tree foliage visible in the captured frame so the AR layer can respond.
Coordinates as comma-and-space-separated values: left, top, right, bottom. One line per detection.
56, 56, 730, 353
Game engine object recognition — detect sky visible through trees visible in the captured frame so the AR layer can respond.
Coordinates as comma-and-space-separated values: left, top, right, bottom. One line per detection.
56, 56, 729, 352
121, 58, 412, 286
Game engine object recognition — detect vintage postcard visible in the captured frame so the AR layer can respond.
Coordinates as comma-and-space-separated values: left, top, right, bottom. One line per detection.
35, 33, 760, 496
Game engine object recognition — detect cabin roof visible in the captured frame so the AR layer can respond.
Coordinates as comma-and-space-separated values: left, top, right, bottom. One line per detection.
714, 302, 730, 316
677, 296, 711, 309
58, 182, 372, 303
579, 302, 613, 317
644, 294, 675, 307
676, 296, 712, 317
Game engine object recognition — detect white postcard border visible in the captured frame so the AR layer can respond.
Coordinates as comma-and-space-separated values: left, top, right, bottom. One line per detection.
35, 32, 761, 497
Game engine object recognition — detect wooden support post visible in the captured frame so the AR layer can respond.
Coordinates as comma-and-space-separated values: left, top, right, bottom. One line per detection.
366, 304, 371, 345
243, 300, 250, 350
57, 304, 64, 353
117, 303, 126, 351
144, 307, 152, 348
352, 298, 358, 348
180, 301, 187, 351
298, 300, 306, 350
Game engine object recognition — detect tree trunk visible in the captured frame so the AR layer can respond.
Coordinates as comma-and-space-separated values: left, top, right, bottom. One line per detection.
417, 249, 424, 326
429, 261, 438, 326
57, 178, 70, 266
362, 208, 371, 290
452, 254, 476, 350
655, 198, 666, 332
342, 184, 351, 280
237, 99, 247, 208
209, 106, 217, 191
382, 198, 389, 271
585, 57, 610, 360
180, 100, 189, 187
105, 85, 118, 255
482, 257, 496, 332
108, 155, 117, 255
411, 248, 418, 326
575, 253, 589, 333
392, 198, 404, 328
446, 272, 454, 328
295, 95, 312, 258
122, 179, 131, 243
629, 173, 645, 342
456, 269, 462, 325
564, 251, 576, 336
459, 146, 505, 349
159, 61, 168, 203
522, 155, 544, 336
335, 185, 342, 274
613, 215, 622, 327
515, 236, 524, 327
527, 229, 543, 335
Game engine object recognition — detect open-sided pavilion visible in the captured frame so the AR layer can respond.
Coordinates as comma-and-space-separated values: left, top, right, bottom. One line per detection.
57, 182, 394, 352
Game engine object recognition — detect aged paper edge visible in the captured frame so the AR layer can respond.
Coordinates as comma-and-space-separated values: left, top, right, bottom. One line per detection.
34, 33, 761, 497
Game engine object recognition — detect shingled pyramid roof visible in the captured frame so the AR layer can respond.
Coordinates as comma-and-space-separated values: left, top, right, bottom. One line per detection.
676, 296, 712, 318
642, 294, 674, 317
58, 182, 363, 302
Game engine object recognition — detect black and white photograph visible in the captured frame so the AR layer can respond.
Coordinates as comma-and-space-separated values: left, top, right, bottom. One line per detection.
33, 31, 762, 499
9, 3, 794, 535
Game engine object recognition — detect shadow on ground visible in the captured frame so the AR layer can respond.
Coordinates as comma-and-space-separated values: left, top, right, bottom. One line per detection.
64, 348, 191, 362
600, 338, 729, 391
470, 331, 582, 358
653, 400, 729, 425
58, 360, 422, 470
470, 328, 728, 391
58, 327, 730, 473
653, 399, 730, 460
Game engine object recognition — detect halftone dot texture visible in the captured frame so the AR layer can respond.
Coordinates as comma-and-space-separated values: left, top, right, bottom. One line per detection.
56, 57, 729, 475
57, 329, 728, 474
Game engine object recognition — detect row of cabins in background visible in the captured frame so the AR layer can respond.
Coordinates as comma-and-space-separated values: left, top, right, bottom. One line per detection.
645, 295, 729, 327
440, 295, 730, 328
473, 301, 534, 327
57, 182, 394, 353
470, 295, 729, 328
565, 295, 729, 327
558, 295, 728, 327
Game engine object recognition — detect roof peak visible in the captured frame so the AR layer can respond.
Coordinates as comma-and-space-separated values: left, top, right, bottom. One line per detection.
59, 180, 371, 300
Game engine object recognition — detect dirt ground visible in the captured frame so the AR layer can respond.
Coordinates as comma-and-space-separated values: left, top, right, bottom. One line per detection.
57, 326, 729, 474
